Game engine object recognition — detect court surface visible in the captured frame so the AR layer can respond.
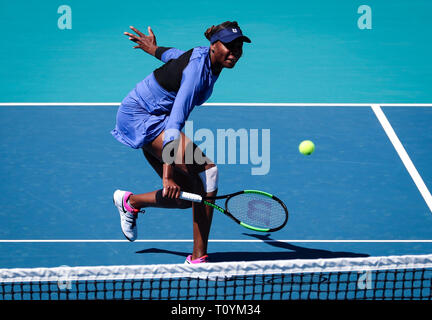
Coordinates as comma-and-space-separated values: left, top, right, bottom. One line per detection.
0, 104, 431, 268
0, 1, 431, 269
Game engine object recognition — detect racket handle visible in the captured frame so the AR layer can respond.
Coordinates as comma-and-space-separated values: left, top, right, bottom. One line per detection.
179, 191, 203, 203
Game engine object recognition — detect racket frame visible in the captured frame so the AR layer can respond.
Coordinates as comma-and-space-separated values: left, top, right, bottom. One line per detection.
180, 190, 288, 232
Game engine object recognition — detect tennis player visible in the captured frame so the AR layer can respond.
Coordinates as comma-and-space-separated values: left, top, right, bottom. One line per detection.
111, 21, 251, 264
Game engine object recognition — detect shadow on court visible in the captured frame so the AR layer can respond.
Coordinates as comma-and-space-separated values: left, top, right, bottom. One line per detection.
136, 234, 369, 262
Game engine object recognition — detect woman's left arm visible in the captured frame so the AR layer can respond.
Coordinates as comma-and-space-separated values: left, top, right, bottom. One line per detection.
162, 61, 201, 147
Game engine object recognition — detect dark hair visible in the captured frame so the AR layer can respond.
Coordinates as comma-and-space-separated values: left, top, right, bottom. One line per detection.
204, 21, 241, 41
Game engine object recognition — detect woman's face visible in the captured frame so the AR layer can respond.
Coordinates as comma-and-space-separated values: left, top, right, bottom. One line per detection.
211, 38, 244, 69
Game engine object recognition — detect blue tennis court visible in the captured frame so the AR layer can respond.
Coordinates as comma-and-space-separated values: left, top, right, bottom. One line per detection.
0, 104, 431, 269
0, 0, 431, 285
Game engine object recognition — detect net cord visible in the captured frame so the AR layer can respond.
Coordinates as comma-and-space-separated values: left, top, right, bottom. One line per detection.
1, 254, 431, 283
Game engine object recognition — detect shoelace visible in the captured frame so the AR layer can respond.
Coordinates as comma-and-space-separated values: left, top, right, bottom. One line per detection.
123, 210, 145, 228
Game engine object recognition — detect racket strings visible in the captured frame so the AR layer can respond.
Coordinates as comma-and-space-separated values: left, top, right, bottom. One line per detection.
226, 193, 286, 229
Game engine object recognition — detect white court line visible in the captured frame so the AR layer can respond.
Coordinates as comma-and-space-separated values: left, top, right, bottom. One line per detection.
372, 104, 432, 214
0, 102, 432, 107
0, 239, 431, 243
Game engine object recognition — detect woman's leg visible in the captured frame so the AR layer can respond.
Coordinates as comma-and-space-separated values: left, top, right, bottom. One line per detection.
127, 149, 194, 209
129, 131, 217, 260
188, 146, 217, 260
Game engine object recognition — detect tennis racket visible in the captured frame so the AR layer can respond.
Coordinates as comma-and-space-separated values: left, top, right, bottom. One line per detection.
179, 190, 288, 232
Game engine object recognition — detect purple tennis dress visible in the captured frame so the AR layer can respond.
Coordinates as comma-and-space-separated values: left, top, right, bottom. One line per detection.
111, 46, 219, 149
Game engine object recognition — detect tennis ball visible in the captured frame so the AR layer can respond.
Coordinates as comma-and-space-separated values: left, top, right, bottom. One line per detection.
299, 140, 315, 155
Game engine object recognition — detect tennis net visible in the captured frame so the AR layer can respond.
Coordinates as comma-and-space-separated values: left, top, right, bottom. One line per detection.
0, 254, 431, 300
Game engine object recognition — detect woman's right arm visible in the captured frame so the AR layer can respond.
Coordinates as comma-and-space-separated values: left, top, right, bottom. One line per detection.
162, 163, 181, 199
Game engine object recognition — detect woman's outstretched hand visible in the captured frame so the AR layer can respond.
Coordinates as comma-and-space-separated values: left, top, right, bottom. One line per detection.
124, 26, 157, 56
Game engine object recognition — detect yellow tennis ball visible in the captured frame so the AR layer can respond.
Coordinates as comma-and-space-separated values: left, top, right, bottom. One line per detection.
299, 140, 315, 155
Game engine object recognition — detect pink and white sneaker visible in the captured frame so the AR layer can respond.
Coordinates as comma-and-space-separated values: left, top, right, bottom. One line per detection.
185, 255, 209, 264
113, 190, 143, 242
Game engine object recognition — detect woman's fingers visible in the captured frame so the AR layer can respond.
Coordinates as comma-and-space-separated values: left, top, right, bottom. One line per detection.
130, 26, 145, 37
163, 185, 181, 199
148, 26, 155, 39
170, 186, 180, 199
124, 32, 140, 42
174, 187, 181, 199
164, 186, 172, 198
124, 26, 157, 50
